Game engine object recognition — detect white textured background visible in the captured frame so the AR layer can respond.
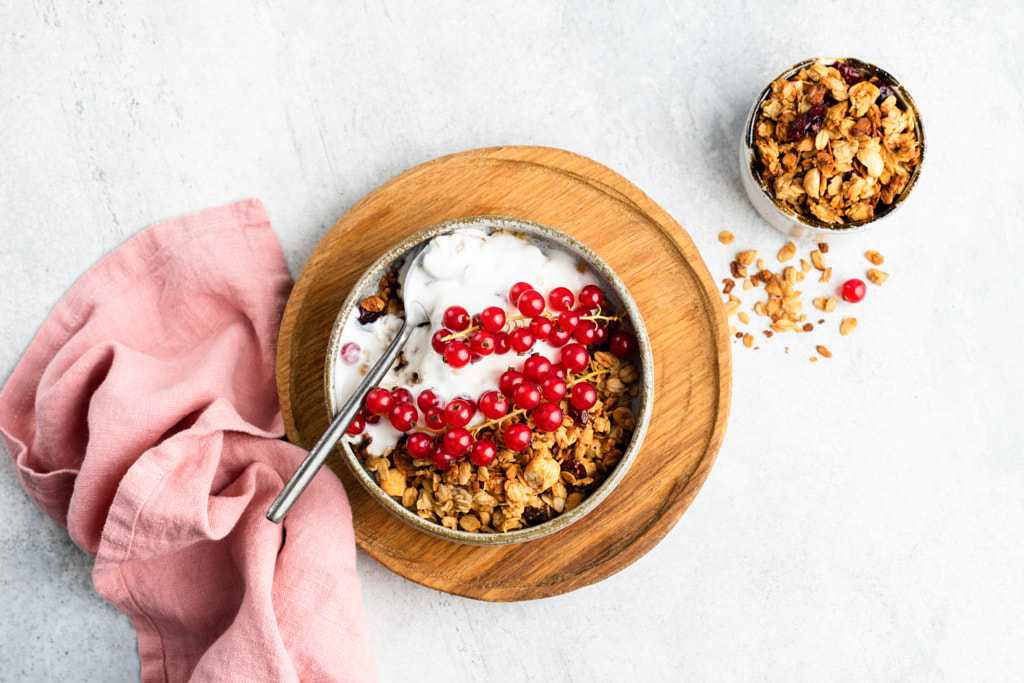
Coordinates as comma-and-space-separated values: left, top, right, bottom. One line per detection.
2, 1, 1022, 681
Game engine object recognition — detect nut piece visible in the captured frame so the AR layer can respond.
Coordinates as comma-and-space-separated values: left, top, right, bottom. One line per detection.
738, 311, 750, 324
737, 250, 758, 266
379, 468, 407, 497
825, 297, 838, 312
840, 317, 858, 335
778, 242, 797, 262
813, 297, 828, 311
867, 268, 889, 285
719, 231, 735, 245
810, 249, 826, 271
865, 250, 885, 265
816, 345, 833, 358
524, 454, 560, 493
743, 333, 754, 348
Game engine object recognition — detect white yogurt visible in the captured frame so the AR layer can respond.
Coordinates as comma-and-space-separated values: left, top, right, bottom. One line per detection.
335, 228, 602, 456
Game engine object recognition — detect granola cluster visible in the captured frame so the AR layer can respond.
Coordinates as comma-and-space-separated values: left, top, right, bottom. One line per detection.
717, 231, 889, 360
751, 59, 921, 226
354, 350, 639, 533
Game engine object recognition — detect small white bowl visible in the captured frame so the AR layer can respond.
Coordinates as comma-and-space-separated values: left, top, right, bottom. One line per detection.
740, 57, 925, 241
324, 216, 654, 545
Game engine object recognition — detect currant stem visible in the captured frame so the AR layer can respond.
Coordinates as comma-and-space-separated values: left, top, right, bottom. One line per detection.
468, 408, 528, 435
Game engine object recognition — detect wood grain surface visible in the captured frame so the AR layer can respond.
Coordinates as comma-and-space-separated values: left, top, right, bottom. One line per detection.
276, 146, 731, 601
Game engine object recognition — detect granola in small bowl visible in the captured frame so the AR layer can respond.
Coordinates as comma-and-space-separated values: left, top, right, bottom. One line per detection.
740, 58, 925, 240
325, 217, 653, 545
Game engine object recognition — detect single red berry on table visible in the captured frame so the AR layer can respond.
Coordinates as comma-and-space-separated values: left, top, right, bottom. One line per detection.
470, 330, 496, 356
570, 381, 598, 410
503, 423, 533, 452
406, 431, 434, 459
430, 444, 456, 470
508, 327, 535, 353
532, 402, 564, 432
443, 340, 471, 368
523, 355, 553, 383
540, 374, 567, 402
548, 286, 574, 312
513, 382, 542, 410
442, 305, 471, 332
431, 328, 452, 354
469, 438, 498, 467
516, 289, 546, 318
547, 326, 571, 347
423, 406, 445, 430
417, 389, 441, 412
528, 316, 553, 341
841, 278, 866, 303
391, 387, 414, 405
498, 369, 525, 397
608, 330, 638, 358
365, 388, 393, 415
444, 398, 474, 427
509, 281, 534, 305
573, 319, 598, 345
578, 284, 604, 310
479, 306, 507, 333
346, 414, 366, 435
478, 390, 509, 420
388, 402, 418, 431
560, 342, 590, 373
442, 427, 473, 456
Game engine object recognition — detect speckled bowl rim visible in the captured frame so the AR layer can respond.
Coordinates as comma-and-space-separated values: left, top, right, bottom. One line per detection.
740, 57, 926, 238
324, 216, 654, 546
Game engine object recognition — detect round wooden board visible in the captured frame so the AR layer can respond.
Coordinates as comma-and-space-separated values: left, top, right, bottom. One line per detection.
277, 146, 731, 601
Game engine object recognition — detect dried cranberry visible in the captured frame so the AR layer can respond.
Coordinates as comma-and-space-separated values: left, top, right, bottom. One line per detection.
835, 61, 864, 85
560, 459, 587, 483
357, 306, 384, 325
876, 83, 897, 104
522, 504, 552, 526
786, 102, 828, 141
567, 402, 589, 426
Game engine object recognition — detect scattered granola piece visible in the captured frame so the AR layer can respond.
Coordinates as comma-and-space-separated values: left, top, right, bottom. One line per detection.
743, 333, 754, 348
800, 258, 812, 273
867, 268, 889, 285
825, 297, 838, 312
817, 345, 833, 358
819, 267, 832, 283
810, 249, 826, 270
724, 298, 741, 317
722, 278, 735, 294
737, 250, 758, 266
719, 231, 735, 245
738, 311, 750, 324
840, 317, 858, 335
818, 242, 829, 254
813, 297, 828, 311
865, 250, 884, 265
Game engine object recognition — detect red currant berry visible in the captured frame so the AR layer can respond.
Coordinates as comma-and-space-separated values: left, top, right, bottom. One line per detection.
573, 319, 598, 345
547, 326, 572, 347
509, 281, 534, 305
556, 310, 580, 333
532, 402, 564, 432
444, 398, 474, 427
513, 382, 541, 410
417, 389, 441, 412
470, 330, 496, 356
479, 306, 507, 333
442, 305, 471, 332
469, 438, 498, 467
498, 370, 525, 397
346, 414, 366, 435
841, 278, 866, 303
608, 330, 638, 358
423, 406, 445, 430
523, 355, 554, 383
430, 443, 456, 470
593, 322, 609, 345
493, 331, 510, 354
503, 423, 533, 452
365, 388, 393, 415
548, 363, 568, 378
578, 284, 604, 310
478, 390, 509, 420
540, 374, 567, 402
389, 402, 418, 432
570, 382, 598, 410
508, 327, 536, 353
406, 432, 434, 459
443, 340, 471, 368
391, 387, 414, 405
559, 343, 590, 373
442, 427, 473, 457
431, 328, 452, 353
528, 316, 553, 341
548, 286, 574, 312
516, 289, 546, 318
360, 406, 381, 425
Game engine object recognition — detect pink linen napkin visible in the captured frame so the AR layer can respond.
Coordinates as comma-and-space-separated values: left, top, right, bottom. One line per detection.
0, 199, 377, 682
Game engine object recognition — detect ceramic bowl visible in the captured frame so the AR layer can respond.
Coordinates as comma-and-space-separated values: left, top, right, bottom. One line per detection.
324, 216, 654, 545
740, 57, 925, 240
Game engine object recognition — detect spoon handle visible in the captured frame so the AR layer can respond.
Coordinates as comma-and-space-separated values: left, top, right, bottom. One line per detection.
266, 317, 415, 523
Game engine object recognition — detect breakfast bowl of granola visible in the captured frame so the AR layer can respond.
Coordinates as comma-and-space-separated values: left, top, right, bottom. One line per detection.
740, 57, 925, 240
324, 216, 653, 545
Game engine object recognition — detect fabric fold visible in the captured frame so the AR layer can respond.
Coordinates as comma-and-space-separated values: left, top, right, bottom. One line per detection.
0, 199, 376, 682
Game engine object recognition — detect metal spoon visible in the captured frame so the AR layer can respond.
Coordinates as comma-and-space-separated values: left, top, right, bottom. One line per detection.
266, 240, 432, 523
